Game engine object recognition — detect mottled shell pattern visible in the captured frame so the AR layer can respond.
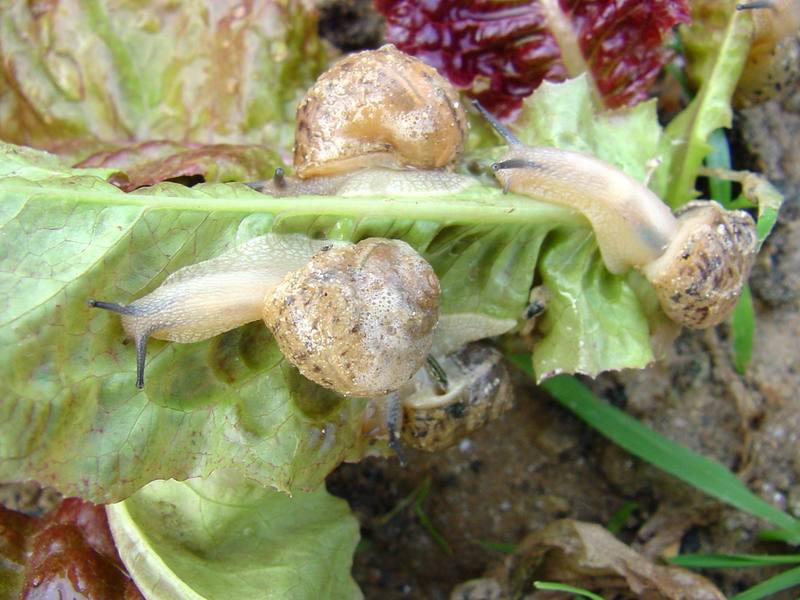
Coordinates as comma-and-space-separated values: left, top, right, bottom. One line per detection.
293, 44, 469, 178
401, 343, 513, 452
643, 201, 758, 329
263, 238, 441, 397
735, 0, 800, 107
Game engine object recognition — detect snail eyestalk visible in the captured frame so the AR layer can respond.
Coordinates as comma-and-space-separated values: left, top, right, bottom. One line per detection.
737, 1, 775, 10
385, 392, 407, 467
88, 299, 133, 314
425, 355, 449, 394
471, 100, 521, 146
90, 299, 151, 388
273, 167, 286, 189
493, 159, 540, 172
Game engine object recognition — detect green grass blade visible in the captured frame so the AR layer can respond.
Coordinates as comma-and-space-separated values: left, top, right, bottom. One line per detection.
507, 364, 800, 542
670, 554, 800, 568
606, 500, 638, 535
730, 565, 800, 600
698, 127, 754, 374
473, 540, 518, 554
756, 203, 780, 249
413, 503, 452, 556
758, 528, 800, 544
534, 581, 605, 600
732, 284, 755, 374
413, 478, 453, 556
705, 128, 733, 206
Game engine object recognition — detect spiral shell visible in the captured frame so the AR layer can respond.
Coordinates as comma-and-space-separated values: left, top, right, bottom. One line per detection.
401, 343, 513, 451
263, 238, 441, 397
735, 0, 800, 107
643, 201, 758, 329
293, 44, 469, 178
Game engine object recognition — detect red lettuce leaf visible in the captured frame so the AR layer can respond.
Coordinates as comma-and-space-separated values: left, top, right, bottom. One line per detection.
375, 0, 690, 119
0, 498, 142, 600
76, 142, 281, 191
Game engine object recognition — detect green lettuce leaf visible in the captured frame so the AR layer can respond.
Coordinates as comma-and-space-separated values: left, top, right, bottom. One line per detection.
106, 472, 361, 600
0, 77, 667, 502
514, 76, 663, 184
505, 76, 664, 377
0, 0, 325, 162
653, 0, 754, 207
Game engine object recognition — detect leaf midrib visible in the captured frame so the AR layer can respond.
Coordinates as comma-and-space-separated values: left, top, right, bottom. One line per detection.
6, 181, 587, 227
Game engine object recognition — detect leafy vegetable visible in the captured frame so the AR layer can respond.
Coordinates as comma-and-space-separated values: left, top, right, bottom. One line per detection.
509, 76, 664, 377
0, 497, 142, 599
375, 0, 689, 118
653, 0, 754, 207
76, 142, 282, 191
0, 0, 326, 163
106, 472, 361, 600
0, 75, 668, 502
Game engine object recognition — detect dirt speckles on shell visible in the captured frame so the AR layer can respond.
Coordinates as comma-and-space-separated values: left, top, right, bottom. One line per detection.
644, 201, 758, 329
263, 238, 440, 397
293, 44, 468, 178
735, 1, 800, 108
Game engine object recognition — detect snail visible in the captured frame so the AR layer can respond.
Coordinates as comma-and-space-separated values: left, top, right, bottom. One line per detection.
474, 102, 758, 329
401, 343, 513, 452
734, 0, 800, 107
90, 234, 440, 397
250, 44, 476, 198
362, 343, 514, 452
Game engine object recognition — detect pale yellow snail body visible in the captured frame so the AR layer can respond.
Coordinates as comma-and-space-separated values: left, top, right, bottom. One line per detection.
474, 104, 758, 329
252, 44, 475, 197
91, 235, 441, 396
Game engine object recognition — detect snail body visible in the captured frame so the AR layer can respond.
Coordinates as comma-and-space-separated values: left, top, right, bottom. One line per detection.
475, 103, 758, 329
491, 146, 678, 275
91, 235, 441, 396
252, 44, 472, 197
735, 0, 800, 107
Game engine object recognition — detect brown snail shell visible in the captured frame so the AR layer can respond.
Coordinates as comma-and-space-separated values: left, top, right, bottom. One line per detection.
642, 201, 758, 329
735, 0, 800, 108
263, 238, 441, 397
293, 44, 469, 179
401, 343, 513, 452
